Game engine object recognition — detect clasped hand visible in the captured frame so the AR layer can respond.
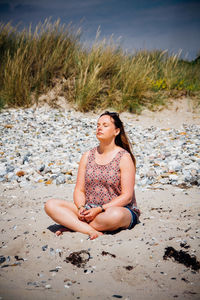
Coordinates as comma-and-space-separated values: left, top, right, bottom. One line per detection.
78, 207, 101, 223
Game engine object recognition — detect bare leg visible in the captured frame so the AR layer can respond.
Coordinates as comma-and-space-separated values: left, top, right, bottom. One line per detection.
44, 199, 103, 240
90, 207, 132, 232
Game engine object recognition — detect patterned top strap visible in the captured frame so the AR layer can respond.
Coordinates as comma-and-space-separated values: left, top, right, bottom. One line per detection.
88, 147, 128, 166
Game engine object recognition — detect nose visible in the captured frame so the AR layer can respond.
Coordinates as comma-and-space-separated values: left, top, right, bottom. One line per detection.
97, 125, 102, 131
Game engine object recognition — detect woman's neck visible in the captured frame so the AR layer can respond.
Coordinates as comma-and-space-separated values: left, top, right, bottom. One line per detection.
98, 141, 118, 154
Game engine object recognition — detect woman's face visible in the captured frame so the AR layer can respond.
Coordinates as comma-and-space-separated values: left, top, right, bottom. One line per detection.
96, 115, 120, 141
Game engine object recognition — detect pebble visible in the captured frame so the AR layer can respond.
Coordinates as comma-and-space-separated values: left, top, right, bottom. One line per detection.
45, 284, 51, 289
42, 245, 48, 251
0, 108, 199, 189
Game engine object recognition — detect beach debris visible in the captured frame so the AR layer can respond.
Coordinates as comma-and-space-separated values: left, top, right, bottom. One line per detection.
0, 256, 6, 264
180, 241, 190, 249
163, 247, 200, 271
45, 284, 51, 289
64, 278, 76, 283
42, 245, 48, 251
183, 291, 197, 295
27, 281, 42, 287
16, 171, 25, 177
101, 251, 116, 258
124, 265, 134, 271
4, 124, 13, 129
112, 295, 123, 298
14, 255, 24, 261
181, 277, 190, 283
184, 227, 192, 233
84, 268, 94, 274
38, 164, 45, 172
1, 262, 21, 268
56, 174, 66, 185
0, 255, 26, 268
64, 250, 91, 268
64, 279, 76, 288
55, 249, 62, 257
49, 268, 59, 272
64, 283, 72, 288
50, 247, 55, 255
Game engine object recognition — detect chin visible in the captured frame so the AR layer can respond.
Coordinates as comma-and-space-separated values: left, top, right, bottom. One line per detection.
96, 135, 104, 141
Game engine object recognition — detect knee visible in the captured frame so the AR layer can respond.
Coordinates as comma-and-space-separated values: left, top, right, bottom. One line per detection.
106, 207, 124, 223
44, 198, 56, 214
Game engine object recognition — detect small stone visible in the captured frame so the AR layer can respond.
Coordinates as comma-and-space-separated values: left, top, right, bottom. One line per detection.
84, 269, 93, 274
0, 256, 6, 264
16, 170, 25, 177
23, 155, 29, 164
45, 179, 53, 185
39, 164, 45, 172
49, 268, 59, 272
56, 175, 66, 185
50, 248, 55, 255
6, 165, 15, 173
0, 167, 7, 177
42, 245, 48, 251
45, 284, 51, 289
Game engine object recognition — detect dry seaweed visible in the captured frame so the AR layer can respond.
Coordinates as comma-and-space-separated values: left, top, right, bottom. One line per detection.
101, 251, 116, 258
64, 250, 91, 268
163, 247, 200, 271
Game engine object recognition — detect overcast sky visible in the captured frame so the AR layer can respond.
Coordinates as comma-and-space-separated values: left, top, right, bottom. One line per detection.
0, 0, 200, 60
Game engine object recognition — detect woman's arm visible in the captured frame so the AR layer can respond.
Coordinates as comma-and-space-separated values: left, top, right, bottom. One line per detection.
102, 152, 136, 209
73, 151, 89, 210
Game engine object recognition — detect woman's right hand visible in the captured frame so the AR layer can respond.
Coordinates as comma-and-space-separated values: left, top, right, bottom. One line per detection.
78, 206, 86, 221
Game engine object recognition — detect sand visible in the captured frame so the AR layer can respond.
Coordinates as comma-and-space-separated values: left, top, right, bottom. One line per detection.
0, 98, 200, 300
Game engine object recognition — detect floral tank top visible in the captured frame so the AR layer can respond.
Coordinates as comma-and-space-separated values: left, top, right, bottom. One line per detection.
85, 147, 135, 209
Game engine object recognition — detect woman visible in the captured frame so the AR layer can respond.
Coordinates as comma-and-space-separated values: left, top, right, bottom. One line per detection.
45, 111, 140, 240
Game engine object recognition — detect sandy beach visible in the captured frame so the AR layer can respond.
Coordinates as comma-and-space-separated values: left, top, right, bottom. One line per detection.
0, 98, 200, 300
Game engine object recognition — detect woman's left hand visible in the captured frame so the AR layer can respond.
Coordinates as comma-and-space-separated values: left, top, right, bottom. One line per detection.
82, 207, 102, 223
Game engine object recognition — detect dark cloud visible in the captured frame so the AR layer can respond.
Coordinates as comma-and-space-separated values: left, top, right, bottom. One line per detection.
0, 0, 199, 59
0, 2, 11, 13
14, 3, 39, 13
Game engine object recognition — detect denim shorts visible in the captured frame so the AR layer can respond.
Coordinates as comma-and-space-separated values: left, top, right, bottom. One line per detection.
125, 206, 138, 229
84, 203, 139, 230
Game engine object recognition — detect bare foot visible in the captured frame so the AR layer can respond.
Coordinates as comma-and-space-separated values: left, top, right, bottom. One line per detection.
55, 227, 70, 236
89, 230, 103, 240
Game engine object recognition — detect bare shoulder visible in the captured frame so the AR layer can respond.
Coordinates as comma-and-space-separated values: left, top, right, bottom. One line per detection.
121, 150, 132, 160
79, 150, 90, 165
82, 150, 90, 159
120, 151, 135, 168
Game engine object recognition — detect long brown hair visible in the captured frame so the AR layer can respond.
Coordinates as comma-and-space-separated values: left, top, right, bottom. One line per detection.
100, 111, 136, 166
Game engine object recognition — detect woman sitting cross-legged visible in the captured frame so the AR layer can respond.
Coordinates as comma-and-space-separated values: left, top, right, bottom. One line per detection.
44, 111, 140, 240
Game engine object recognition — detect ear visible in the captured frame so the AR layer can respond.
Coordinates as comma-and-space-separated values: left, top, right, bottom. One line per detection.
115, 128, 120, 136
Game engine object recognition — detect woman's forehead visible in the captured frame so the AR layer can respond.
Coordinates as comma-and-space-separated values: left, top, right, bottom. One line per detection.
97, 115, 113, 123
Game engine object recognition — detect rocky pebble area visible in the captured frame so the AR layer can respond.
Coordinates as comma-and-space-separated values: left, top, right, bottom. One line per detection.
0, 108, 199, 190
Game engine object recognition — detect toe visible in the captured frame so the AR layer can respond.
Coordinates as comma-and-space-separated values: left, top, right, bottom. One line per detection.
55, 230, 62, 236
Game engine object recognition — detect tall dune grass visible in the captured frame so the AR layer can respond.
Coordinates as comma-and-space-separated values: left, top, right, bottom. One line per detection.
0, 20, 199, 112
0, 20, 79, 107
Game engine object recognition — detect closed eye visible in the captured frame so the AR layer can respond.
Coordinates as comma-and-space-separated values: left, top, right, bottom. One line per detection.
97, 122, 109, 127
